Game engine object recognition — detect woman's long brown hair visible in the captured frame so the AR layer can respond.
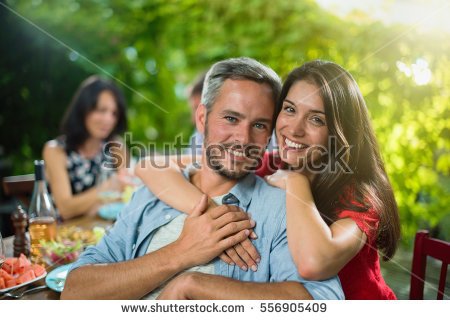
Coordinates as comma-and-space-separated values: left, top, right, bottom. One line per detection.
279, 60, 400, 260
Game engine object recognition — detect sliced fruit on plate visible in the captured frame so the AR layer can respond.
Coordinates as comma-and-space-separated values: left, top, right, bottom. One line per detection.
6, 278, 17, 288
0, 254, 46, 289
0, 269, 14, 281
31, 264, 46, 277
17, 269, 36, 284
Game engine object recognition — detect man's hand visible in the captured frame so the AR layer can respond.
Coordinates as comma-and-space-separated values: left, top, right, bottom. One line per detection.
173, 195, 255, 268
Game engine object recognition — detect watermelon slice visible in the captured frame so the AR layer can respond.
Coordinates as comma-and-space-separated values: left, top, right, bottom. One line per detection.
2, 257, 16, 274
0, 269, 14, 281
16, 269, 36, 284
31, 264, 46, 277
6, 278, 17, 288
18, 253, 31, 268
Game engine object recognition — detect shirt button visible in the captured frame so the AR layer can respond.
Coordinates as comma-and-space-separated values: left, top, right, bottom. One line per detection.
165, 214, 171, 220
132, 243, 136, 250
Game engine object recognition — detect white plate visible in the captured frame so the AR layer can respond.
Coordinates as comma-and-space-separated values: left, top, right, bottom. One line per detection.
0, 271, 47, 293
45, 263, 72, 292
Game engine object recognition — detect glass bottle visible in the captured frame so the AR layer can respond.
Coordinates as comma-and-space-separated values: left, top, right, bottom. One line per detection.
28, 160, 57, 264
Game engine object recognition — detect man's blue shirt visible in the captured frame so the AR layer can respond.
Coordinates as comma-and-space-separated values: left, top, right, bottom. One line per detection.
71, 171, 344, 300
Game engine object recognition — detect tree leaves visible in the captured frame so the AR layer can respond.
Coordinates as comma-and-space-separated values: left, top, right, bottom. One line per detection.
2, 0, 449, 243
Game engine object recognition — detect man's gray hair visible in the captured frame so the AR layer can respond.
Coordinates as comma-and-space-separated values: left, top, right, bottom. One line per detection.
201, 57, 282, 114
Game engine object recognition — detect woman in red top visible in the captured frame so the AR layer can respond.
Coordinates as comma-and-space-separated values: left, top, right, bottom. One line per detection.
136, 60, 400, 299
257, 61, 400, 299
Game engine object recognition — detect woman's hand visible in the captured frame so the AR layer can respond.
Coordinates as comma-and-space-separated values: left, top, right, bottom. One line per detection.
117, 167, 140, 187
264, 169, 296, 190
219, 238, 260, 272
96, 173, 130, 204
97, 168, 139, 203
265, 169, 312, 190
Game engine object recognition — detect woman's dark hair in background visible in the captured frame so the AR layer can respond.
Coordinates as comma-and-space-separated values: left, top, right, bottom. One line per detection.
278, 60, 400, 261
60, 75, 128, 151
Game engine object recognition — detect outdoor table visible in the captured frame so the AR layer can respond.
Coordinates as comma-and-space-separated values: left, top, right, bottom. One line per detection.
2, 215, 114, 300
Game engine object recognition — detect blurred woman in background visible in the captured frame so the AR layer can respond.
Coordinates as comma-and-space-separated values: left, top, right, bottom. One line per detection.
43, 75, 129, 219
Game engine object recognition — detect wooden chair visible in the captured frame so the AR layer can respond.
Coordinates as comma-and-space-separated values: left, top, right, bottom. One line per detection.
2, 174, 35, 207
410, 230, 450, 299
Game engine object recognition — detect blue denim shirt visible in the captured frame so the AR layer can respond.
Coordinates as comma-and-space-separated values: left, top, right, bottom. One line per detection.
71, 171, 344, 300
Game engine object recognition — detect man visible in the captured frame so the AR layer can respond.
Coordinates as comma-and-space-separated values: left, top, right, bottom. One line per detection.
62, 57, 343, 300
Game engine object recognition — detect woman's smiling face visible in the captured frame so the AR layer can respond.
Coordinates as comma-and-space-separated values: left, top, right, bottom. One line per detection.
84, 90, 118, 140
276, 80, 329, 169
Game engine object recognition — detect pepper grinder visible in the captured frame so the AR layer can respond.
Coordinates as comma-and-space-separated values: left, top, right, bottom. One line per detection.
11, 205, 30, 257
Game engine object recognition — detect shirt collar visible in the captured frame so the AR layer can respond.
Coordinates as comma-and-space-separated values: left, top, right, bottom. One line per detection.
226, 173, 255, 208
183, 164, 256, 208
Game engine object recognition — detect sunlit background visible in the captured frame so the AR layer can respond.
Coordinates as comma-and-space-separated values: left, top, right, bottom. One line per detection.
317, 0, 448, 86
317, 0, 450, 33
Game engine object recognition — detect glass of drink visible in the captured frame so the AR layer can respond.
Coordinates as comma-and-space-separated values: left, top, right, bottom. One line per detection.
28, 216, 57, 264
97, 166, 122, 203
0, 232, 5, 268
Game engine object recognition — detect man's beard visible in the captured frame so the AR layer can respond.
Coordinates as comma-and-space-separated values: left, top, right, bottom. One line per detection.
206, 146, 250, 180
203, 120, 262, 180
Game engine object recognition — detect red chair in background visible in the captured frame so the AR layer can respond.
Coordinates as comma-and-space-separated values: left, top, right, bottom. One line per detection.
410, 230, 450, 299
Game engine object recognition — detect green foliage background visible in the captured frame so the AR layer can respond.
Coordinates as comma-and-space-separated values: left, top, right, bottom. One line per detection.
1, 0, 449, 245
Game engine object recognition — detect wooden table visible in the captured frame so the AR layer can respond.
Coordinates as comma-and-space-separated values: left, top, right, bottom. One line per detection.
2, 215, 114, 300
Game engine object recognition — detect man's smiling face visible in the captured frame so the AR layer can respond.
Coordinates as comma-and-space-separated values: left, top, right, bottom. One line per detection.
197, 79, 275, 180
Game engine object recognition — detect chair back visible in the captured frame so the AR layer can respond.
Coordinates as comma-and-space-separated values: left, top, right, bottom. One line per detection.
410, 230, 450, 299
2, 174, 35, 207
